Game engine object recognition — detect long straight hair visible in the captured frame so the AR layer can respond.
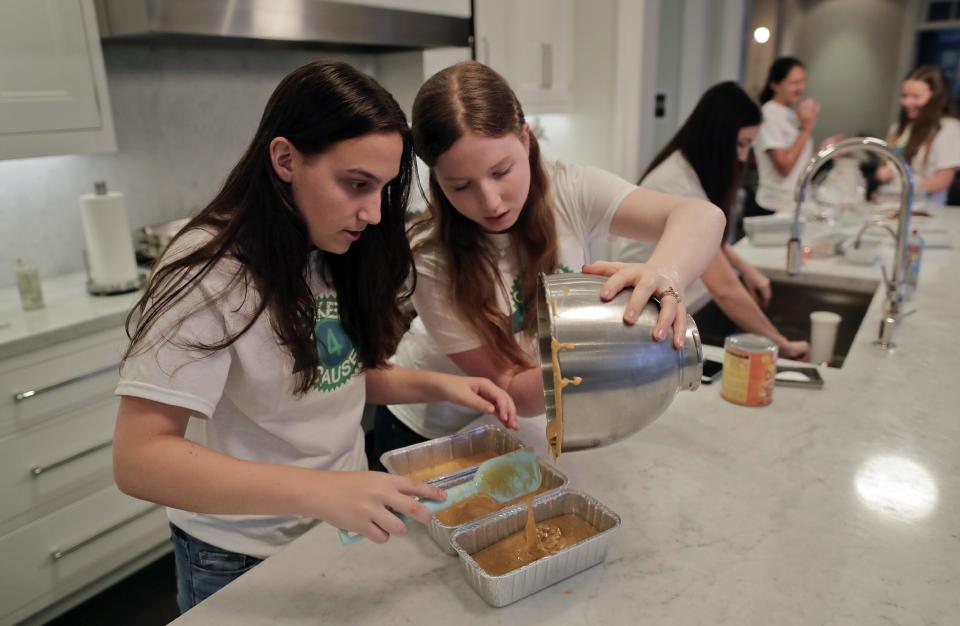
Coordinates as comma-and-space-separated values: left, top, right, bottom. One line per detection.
760, 57, 805, 104
409, 61, 557, 371
894, 65, 956, 166
642, 81, 761, 217
123, 60, 415, 395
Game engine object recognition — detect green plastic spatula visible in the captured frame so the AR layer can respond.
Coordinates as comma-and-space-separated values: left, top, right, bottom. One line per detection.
339, 449, 541, 545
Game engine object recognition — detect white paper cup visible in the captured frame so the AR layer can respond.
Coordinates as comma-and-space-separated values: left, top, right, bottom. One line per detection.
809, 311, 841, 365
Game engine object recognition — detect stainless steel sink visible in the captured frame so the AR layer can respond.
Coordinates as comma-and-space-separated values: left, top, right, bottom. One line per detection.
692, 276, 879, 367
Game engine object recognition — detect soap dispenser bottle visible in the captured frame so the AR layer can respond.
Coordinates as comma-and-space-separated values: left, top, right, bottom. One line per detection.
14, 258, 45, 311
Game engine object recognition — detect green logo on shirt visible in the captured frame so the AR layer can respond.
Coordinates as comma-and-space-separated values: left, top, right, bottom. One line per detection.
312, 295, 359, 393
510, 264, 574, 333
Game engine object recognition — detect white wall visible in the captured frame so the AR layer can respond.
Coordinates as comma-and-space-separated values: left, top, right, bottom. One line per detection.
537, 0, 750, 183
653, 0, 684, 152
714, 0, 751, 85
613, 0, 662, 181
779, 0, 910, 141
649, 0, 749, 172
683, 0, 749, 114
532, 0, 619, 173
0, 44, 378, 289
376, 47, 472, 120
745, 0, 779, 100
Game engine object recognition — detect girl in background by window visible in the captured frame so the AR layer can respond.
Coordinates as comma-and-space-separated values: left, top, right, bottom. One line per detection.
876, 65, 960, 210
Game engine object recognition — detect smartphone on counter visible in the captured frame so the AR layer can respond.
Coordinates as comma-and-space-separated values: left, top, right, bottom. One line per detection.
701, 358, 723, 384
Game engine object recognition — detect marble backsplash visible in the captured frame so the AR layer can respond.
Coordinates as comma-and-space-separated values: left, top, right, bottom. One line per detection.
0, 43, 378, 289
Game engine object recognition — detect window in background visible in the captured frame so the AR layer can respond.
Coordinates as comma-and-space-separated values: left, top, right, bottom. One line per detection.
916, 28, 960, 112
925, 1, 957, 21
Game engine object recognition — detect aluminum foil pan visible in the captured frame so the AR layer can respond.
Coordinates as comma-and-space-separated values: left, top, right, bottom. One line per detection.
428, 460, 568, 555
380, 424, 526, 484
450, 488, 621, 607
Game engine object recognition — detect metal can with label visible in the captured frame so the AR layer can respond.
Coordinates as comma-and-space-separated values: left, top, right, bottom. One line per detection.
721, 334, 778, 406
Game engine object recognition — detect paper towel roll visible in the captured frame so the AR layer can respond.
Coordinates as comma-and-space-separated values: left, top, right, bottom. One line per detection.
79, 189, 139, 288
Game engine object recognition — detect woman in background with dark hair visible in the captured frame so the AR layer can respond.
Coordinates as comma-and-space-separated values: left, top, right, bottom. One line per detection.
876, 65, 960, 210
754, 57, 843, 213
612, 82, 809, 360
112, 60, 515, 612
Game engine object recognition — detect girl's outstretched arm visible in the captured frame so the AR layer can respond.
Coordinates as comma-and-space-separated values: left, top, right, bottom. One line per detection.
113, 396, 445, 543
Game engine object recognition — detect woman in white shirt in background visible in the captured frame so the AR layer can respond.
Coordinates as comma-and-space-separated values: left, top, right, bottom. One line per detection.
373, 61, 726, 454
753, 57, 843, 213
876, 65, 960, 210
612, 82, 810, 360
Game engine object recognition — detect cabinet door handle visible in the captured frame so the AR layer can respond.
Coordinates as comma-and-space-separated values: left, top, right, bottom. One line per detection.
51, 504, 162, 561
541, 43, 553, 89
481, 36, 490, 65
14, 363, 118, 402
30, 440, 113, 477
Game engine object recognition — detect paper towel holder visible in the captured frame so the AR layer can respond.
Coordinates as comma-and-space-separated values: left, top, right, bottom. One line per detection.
83, 181, 147, 296
83, 251, 145, 296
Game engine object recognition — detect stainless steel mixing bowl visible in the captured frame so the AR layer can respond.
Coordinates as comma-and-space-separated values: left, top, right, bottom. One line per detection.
537, 273, 702, 452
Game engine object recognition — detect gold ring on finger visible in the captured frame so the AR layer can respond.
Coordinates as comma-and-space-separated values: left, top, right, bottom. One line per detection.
656, 286, 682, 304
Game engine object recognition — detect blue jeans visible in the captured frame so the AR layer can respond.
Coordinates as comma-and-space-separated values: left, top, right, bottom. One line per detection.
170, 523, 263, 614
371, 405, 428, 471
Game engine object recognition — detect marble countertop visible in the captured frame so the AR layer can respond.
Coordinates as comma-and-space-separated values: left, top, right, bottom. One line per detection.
0, 272, 141, 360
170, 211, 960, 625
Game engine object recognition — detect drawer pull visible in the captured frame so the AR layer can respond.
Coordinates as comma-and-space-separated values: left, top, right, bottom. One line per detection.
51, 504, 162, 561
14, 363, 118, 402
30, 440, 113, 477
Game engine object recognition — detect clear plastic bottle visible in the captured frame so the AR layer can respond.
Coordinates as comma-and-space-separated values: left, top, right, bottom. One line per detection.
906, 229, 924, 299
14, 259, 45, 311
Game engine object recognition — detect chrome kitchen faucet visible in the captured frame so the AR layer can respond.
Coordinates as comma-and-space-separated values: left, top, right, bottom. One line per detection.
786, 137, 915, 349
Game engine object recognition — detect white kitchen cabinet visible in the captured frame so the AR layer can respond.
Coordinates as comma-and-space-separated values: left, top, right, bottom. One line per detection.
0, 0, 117, 161
474, 0, 574, 113
0, 327, 168, 626
0, 327, 126, 438
0, 486, 167, 626
377, 46, 473, 120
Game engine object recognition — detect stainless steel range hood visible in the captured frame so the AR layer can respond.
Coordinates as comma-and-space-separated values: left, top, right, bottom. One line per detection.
94, 0, 471, 49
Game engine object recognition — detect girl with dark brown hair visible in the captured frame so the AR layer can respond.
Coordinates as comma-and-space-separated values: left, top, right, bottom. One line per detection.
111, 60, 515, 612
877, 65, 960, 208
375, 61, 726, 454
611, 82, 810, 360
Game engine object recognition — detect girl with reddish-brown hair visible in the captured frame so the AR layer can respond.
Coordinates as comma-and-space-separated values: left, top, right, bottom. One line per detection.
374, 61, 726, 456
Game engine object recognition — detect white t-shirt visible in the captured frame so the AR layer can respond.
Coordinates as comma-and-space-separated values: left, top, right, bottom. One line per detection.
116, 230, 367, 558
754, 100, 813, 213
389, 160, 635, 438
609, 151, 710, 311
887, 117, 960, 207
